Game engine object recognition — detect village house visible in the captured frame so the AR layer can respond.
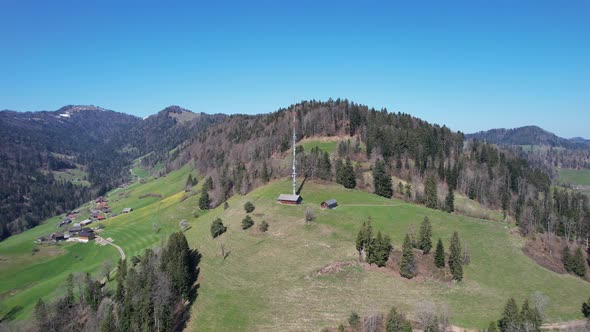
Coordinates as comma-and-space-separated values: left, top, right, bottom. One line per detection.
69, 224, 82, 233
96, 215, 106, 221
80, 219, 93, 226
78, 229, 95, 243
321, 199, 338, 209
50, 232, 65, 241
122, 208, 133, 213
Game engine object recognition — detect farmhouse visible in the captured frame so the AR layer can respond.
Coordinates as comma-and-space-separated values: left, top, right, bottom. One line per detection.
78, 229, 95, 243
96, 215, 106, 221
321, 199, 338, 209
50, 232, 65, 241
80, 219, 93, 226
122, 208, 133, 213
277, 194, 302, 205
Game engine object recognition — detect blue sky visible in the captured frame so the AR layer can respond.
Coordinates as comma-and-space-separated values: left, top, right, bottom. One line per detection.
1, 1, 588, 137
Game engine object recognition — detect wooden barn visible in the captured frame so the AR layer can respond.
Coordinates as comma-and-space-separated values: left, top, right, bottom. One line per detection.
277, 194, 302, 205
321, 199, 338, 209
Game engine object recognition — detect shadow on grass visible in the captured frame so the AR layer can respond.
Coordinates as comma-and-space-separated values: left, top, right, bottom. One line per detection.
172, 249, 202, 332
0, 306, 23, 323
296, 176, 308, 196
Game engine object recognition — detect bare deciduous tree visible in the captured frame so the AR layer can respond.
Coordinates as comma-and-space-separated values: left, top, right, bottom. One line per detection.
305, 207, 314, 223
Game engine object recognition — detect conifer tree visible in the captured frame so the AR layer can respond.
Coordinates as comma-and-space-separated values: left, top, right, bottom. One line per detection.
434, 238, 445, 268
487, 321, 498, 332
418, 216, 432, 254
425, 174, 438, 209
100, 305, 116, 332
521, 299, 542, 332
385, 306, 412, 332
261, 160, 270, 183
34, 298, 49, 332
368, 231, 392, 267
115, 258, 127, 302
202, 176, 213, 192
572, 247, 587, 277
373, 160, 393, 198
400, 234, 416, 279
498, 298, 520, 332
449, 232, 463, 281
199, 191, 210, 210
563, 246, 573, 273
582, 297, 590, 318
320, 151, 332, 180
343, 157, 356, 189
335, 159, 345, 186
445, 187, 454, 213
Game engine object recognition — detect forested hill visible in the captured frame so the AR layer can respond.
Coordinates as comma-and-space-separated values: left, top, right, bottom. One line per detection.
466, 125, 589, 149
0, 105, 224, 240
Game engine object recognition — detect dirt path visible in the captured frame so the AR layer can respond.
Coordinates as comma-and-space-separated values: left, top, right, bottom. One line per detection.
96, 236, 125, 260
338, 203, 402, 207
541, 319, 587, 330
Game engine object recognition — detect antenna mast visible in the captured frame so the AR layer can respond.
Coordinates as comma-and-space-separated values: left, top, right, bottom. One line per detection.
292, 109, 297, 195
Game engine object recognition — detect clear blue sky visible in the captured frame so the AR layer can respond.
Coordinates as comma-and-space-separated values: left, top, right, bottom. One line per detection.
1, 1, 588, 137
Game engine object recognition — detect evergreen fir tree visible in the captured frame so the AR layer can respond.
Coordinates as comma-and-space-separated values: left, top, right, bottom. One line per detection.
319, 151, 332, 180
400, 234, 416, 279
563, 246, 573, 273
335, 159, 345, 186
373, 160, 393, 198
115, 258, 127, 302
418, 216, 432, 254
582, 297, 590, 318
202, 176, 213, 192
199, 191, 210, 210
34, 298, 49, 332
100, 305, 116, 332
487, 321, 498, 332
434, 238, 445, 268
521, 299, 542, 332
449, 232, 463, 281
261, 160, 270, 183
425, 174, 438, 209
445, 187, 455, 213
356, 221, 367, 257
498, 298, 520, 332
572, 247, 587, 277
385, 306, 412, 332
343, 157, 356, 189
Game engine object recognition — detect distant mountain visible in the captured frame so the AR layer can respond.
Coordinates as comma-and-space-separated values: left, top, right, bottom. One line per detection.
466, 125, 589, 149
0, 105, 224, 239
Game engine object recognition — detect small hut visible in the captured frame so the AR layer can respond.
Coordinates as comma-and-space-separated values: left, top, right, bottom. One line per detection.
321, 199, 338, 209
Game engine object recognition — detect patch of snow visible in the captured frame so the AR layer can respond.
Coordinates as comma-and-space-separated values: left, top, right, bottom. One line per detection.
59, 113, 71, 118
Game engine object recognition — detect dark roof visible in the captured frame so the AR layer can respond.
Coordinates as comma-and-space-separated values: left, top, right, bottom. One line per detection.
323, 199, 338, 206
69, 225, 82, 232
277, 194, 301, 202
79, 229, 94, 237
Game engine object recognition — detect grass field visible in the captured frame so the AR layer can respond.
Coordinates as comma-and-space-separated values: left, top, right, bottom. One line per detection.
0, 165, 200, 320
3, 165, 590, 329
53, 166, 91, 187
186, 179, 590, 330
558, 168, 590, 186
298, 136, 365, 155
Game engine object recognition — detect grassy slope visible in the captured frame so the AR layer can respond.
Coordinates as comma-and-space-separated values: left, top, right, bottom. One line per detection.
0, 165, 199, 320
3, 163, 590, 328
558, 168, 590, 186
187, 179, 590, 330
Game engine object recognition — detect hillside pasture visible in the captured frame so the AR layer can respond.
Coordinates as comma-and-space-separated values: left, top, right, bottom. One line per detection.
187, 179, 590, 330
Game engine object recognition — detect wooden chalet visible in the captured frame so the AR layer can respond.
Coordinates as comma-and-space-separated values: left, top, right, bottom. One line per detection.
78, 229, 95, 243
277, 194, 302, 205
122, 208, 133, 213
321, 199, 338, 209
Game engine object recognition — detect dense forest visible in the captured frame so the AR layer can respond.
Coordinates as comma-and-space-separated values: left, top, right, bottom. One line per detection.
466, 125, 590, 150
0, 105, 224, 239
185, 99, 589, 245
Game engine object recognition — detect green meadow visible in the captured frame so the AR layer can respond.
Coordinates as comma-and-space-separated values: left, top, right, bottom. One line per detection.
558, 168, 590, 186
2, 165, 590, 329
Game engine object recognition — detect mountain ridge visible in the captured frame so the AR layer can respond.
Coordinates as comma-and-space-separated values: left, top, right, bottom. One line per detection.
466, 125, 589, 149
